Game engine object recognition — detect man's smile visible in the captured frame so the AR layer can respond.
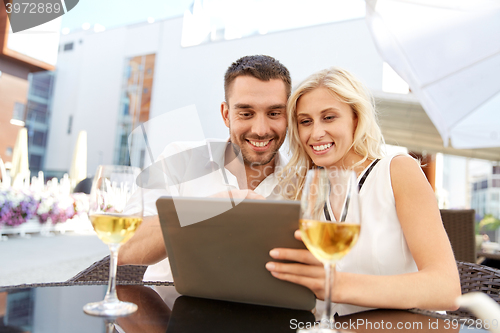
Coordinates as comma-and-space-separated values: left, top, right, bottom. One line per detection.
247, 139, 273, 151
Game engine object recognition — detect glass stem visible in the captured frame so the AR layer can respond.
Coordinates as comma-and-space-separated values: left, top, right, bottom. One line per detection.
105, 320, 116, 333
322, 262, 335, 329
104, 243, 121, 304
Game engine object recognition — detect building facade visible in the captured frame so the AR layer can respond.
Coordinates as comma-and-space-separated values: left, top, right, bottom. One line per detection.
46, 16, 385, 176
471, 166, 500, 219
25, 71, 55, 175
44, 9, 499, 197
0, 5, 58, 179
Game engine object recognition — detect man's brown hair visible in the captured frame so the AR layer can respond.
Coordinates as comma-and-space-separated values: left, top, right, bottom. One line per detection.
224, 55, 291, 102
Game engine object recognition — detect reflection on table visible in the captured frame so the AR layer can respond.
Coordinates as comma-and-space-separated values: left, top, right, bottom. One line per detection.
0, 284, 488, 333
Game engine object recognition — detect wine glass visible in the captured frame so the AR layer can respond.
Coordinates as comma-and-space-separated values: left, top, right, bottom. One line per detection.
298, 168, 360, 332
83, 165, 143, 317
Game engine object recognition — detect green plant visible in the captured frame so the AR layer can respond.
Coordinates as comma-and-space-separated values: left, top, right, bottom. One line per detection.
477, 214, 500, 234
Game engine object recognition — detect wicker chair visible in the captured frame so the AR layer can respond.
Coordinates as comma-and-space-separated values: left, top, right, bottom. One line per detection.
66, 256, 168, 286
447, 260, 500, 318
440, 209, 476, 263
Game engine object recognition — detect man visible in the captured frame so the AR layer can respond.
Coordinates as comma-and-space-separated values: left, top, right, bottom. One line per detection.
118, 55, 291, 281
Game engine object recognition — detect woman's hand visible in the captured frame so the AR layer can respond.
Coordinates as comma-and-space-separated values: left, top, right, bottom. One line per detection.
265, 230, 327, 300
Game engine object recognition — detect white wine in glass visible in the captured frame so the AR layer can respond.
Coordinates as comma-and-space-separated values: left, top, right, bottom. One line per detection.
83, 165, 143, 317
299, 168, 360, 332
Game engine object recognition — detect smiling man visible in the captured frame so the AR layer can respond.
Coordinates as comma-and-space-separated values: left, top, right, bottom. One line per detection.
221, 58, 289, 191
118, 55, 291, 280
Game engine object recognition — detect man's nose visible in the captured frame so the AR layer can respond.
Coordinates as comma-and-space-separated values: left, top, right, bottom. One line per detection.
252, 115, 272, 137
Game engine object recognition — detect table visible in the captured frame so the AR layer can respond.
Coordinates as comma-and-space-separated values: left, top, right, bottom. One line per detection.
478, 250, 500, 261
0, 284, 488, 333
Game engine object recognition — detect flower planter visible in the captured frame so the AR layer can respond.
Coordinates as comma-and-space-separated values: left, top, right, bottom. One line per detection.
0, 219, 41, 237
1, 187, 90, 238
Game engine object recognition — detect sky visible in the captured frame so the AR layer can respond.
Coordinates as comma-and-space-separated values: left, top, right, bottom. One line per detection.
60, 0, 366, 34
61, 0, 194, 32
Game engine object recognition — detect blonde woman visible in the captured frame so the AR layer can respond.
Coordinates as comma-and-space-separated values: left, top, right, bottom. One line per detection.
265, 67, 460, 315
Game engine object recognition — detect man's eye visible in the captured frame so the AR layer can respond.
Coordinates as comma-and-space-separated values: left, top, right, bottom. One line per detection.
269, 112, 281, 117
240, 113, 252, 117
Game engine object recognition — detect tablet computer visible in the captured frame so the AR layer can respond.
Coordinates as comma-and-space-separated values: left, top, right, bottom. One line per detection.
156, 197, 316, 311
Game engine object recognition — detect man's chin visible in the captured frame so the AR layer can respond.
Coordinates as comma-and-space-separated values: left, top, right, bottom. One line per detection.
242, 152, 277, 167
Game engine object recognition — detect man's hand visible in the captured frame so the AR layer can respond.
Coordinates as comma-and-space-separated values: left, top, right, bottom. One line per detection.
265, 230, 327, 299
118, 215, 167, 266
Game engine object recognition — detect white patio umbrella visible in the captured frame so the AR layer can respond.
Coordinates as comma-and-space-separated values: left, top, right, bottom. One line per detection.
69, 130, 88, 187
365, 0, 500, 149
0, 157, 9, 186
10, 128, 30, 187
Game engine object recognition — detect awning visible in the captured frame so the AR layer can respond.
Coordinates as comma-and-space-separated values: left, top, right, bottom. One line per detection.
375, 92, 500, 161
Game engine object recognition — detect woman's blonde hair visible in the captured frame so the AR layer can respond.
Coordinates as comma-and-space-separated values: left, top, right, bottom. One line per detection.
279, 67, 385, 200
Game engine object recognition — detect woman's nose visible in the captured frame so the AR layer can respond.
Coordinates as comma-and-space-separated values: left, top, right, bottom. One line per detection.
311, 123, 326, 140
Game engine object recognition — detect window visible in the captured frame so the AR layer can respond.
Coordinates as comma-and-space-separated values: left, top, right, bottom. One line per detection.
29, 154, 42, 169
115, 54, 156, 165
493, 166, 500, 174
26, 101, 48, 123
12, 102, 25, 121
29, 72, 54, 100
63, 42, 74, 51
32, 131, 47, 147
139, 149, 146, 168
493, 179, 500, 188
67, 115, 73, 134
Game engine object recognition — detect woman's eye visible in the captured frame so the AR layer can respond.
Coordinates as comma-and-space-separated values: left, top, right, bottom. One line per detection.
299, 119, 311, 125
325, 115, 335, 121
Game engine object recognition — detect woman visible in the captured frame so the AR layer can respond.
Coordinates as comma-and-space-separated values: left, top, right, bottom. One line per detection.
266, 67, 461, 315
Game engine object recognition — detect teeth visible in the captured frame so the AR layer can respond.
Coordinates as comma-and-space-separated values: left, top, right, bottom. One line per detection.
250, 140, 270, 147
312, 143, 332, 151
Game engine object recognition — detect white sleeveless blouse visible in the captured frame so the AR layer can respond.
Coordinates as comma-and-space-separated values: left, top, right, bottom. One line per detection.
327, 154, 418, 316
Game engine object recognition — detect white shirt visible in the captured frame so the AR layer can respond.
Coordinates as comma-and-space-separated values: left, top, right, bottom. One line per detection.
326, 154, 418, 316
140, 138, 288, 281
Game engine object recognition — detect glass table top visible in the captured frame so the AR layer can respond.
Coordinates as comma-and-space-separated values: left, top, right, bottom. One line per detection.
0, 284, 490, 333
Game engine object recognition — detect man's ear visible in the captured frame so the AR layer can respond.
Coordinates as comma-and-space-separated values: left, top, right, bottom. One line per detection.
221, 102, 230, 128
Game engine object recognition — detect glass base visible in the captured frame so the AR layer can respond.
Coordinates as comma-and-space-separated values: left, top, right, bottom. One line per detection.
297, 319, 340, 333
83, 300, 138, 317
297, 327, 340, 333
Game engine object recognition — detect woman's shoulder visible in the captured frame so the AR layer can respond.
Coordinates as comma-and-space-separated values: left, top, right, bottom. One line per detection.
379, 152, 413, 162
369, 153, 416, 173
389, 154, 420, 172
388, 154, 428, 194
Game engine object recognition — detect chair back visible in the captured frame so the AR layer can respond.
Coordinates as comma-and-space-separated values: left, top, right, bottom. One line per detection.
67, 256, 148, 284
440, 209, 476, 263
450, 261, 500, 318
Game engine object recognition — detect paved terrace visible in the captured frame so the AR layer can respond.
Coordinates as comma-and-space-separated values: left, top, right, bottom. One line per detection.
0, 232, 109, 287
